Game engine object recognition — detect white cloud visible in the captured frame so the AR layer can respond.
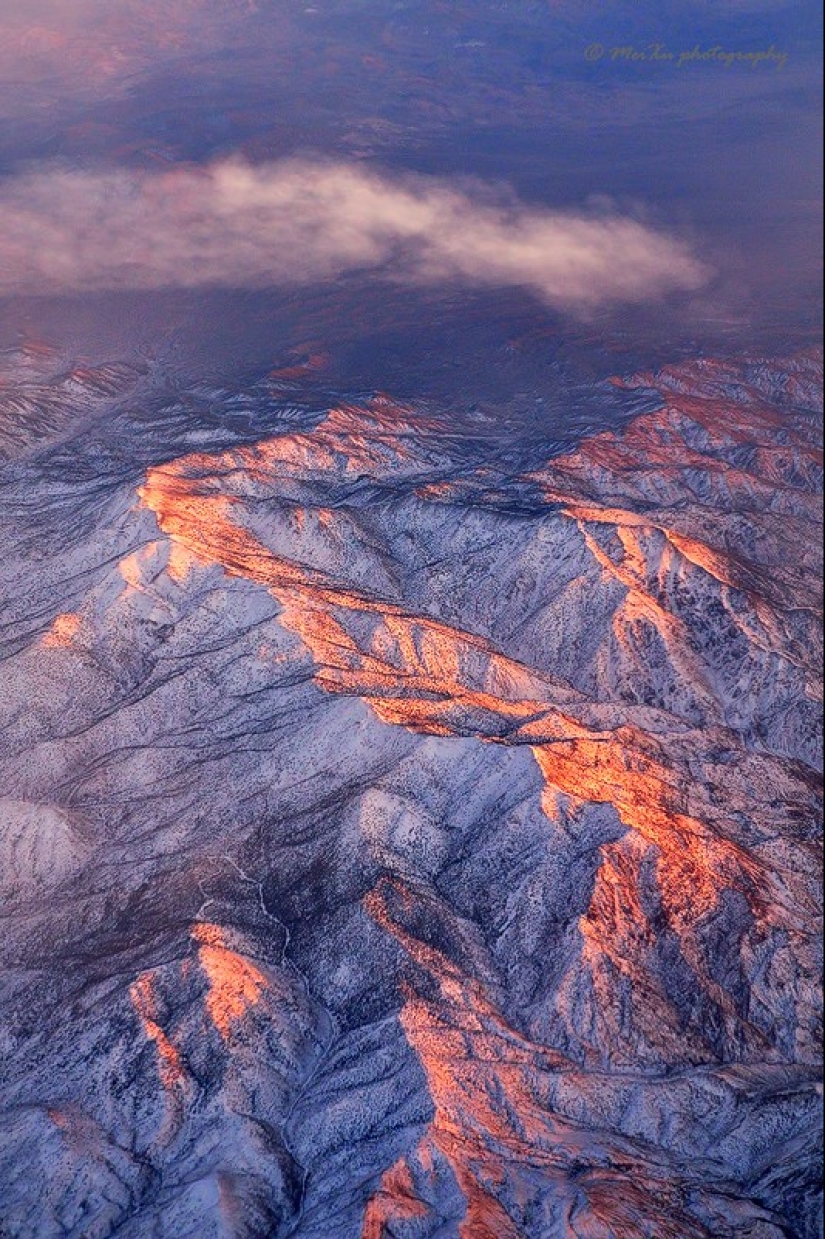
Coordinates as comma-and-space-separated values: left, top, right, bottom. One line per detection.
0, 158, 710, 309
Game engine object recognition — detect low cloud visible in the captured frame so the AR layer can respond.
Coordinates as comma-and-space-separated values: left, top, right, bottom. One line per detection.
0, 158, 709, 309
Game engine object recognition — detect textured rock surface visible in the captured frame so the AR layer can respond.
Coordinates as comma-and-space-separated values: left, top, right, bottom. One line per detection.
0, 352, 822, 1238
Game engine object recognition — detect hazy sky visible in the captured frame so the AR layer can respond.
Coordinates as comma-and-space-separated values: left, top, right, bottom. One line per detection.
0, 0, 820, 380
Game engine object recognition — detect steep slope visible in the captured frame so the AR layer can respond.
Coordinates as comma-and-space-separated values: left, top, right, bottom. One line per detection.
0, 354, 821, 1238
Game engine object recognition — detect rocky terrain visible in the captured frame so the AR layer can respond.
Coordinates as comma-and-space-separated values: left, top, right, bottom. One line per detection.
0, 351, 822, 1238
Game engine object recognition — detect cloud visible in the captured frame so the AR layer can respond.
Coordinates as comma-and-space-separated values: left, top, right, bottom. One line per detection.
0, 158, 709, 309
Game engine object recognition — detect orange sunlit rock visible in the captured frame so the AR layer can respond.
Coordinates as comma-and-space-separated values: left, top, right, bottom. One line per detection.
135, 400, 818, 1035
191, 922, 268, 1041
42, 612, 82, 649
364, 876, 707, 1238
361, 1158, 429, 1239
129, 973, 185, 1089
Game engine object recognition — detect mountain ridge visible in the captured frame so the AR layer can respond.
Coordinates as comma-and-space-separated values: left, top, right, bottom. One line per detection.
0, 353, 821, 1238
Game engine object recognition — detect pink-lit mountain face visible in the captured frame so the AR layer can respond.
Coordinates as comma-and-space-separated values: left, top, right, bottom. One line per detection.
0, 353, 822, 1237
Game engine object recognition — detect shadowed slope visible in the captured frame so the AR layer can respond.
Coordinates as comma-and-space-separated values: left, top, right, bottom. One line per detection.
0, 356, 821, 1237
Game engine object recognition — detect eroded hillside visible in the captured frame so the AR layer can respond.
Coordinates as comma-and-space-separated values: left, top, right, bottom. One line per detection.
0, 354, 821, 1238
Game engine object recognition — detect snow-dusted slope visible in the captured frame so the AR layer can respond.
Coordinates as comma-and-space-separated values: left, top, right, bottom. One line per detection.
0, 354, 821, 1238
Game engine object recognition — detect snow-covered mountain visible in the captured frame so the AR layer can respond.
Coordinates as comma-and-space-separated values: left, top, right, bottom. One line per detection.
0, 351, 821, 1238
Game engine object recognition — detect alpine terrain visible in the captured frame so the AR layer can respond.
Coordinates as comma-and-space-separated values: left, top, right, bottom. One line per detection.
0, 347, 822, 1239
